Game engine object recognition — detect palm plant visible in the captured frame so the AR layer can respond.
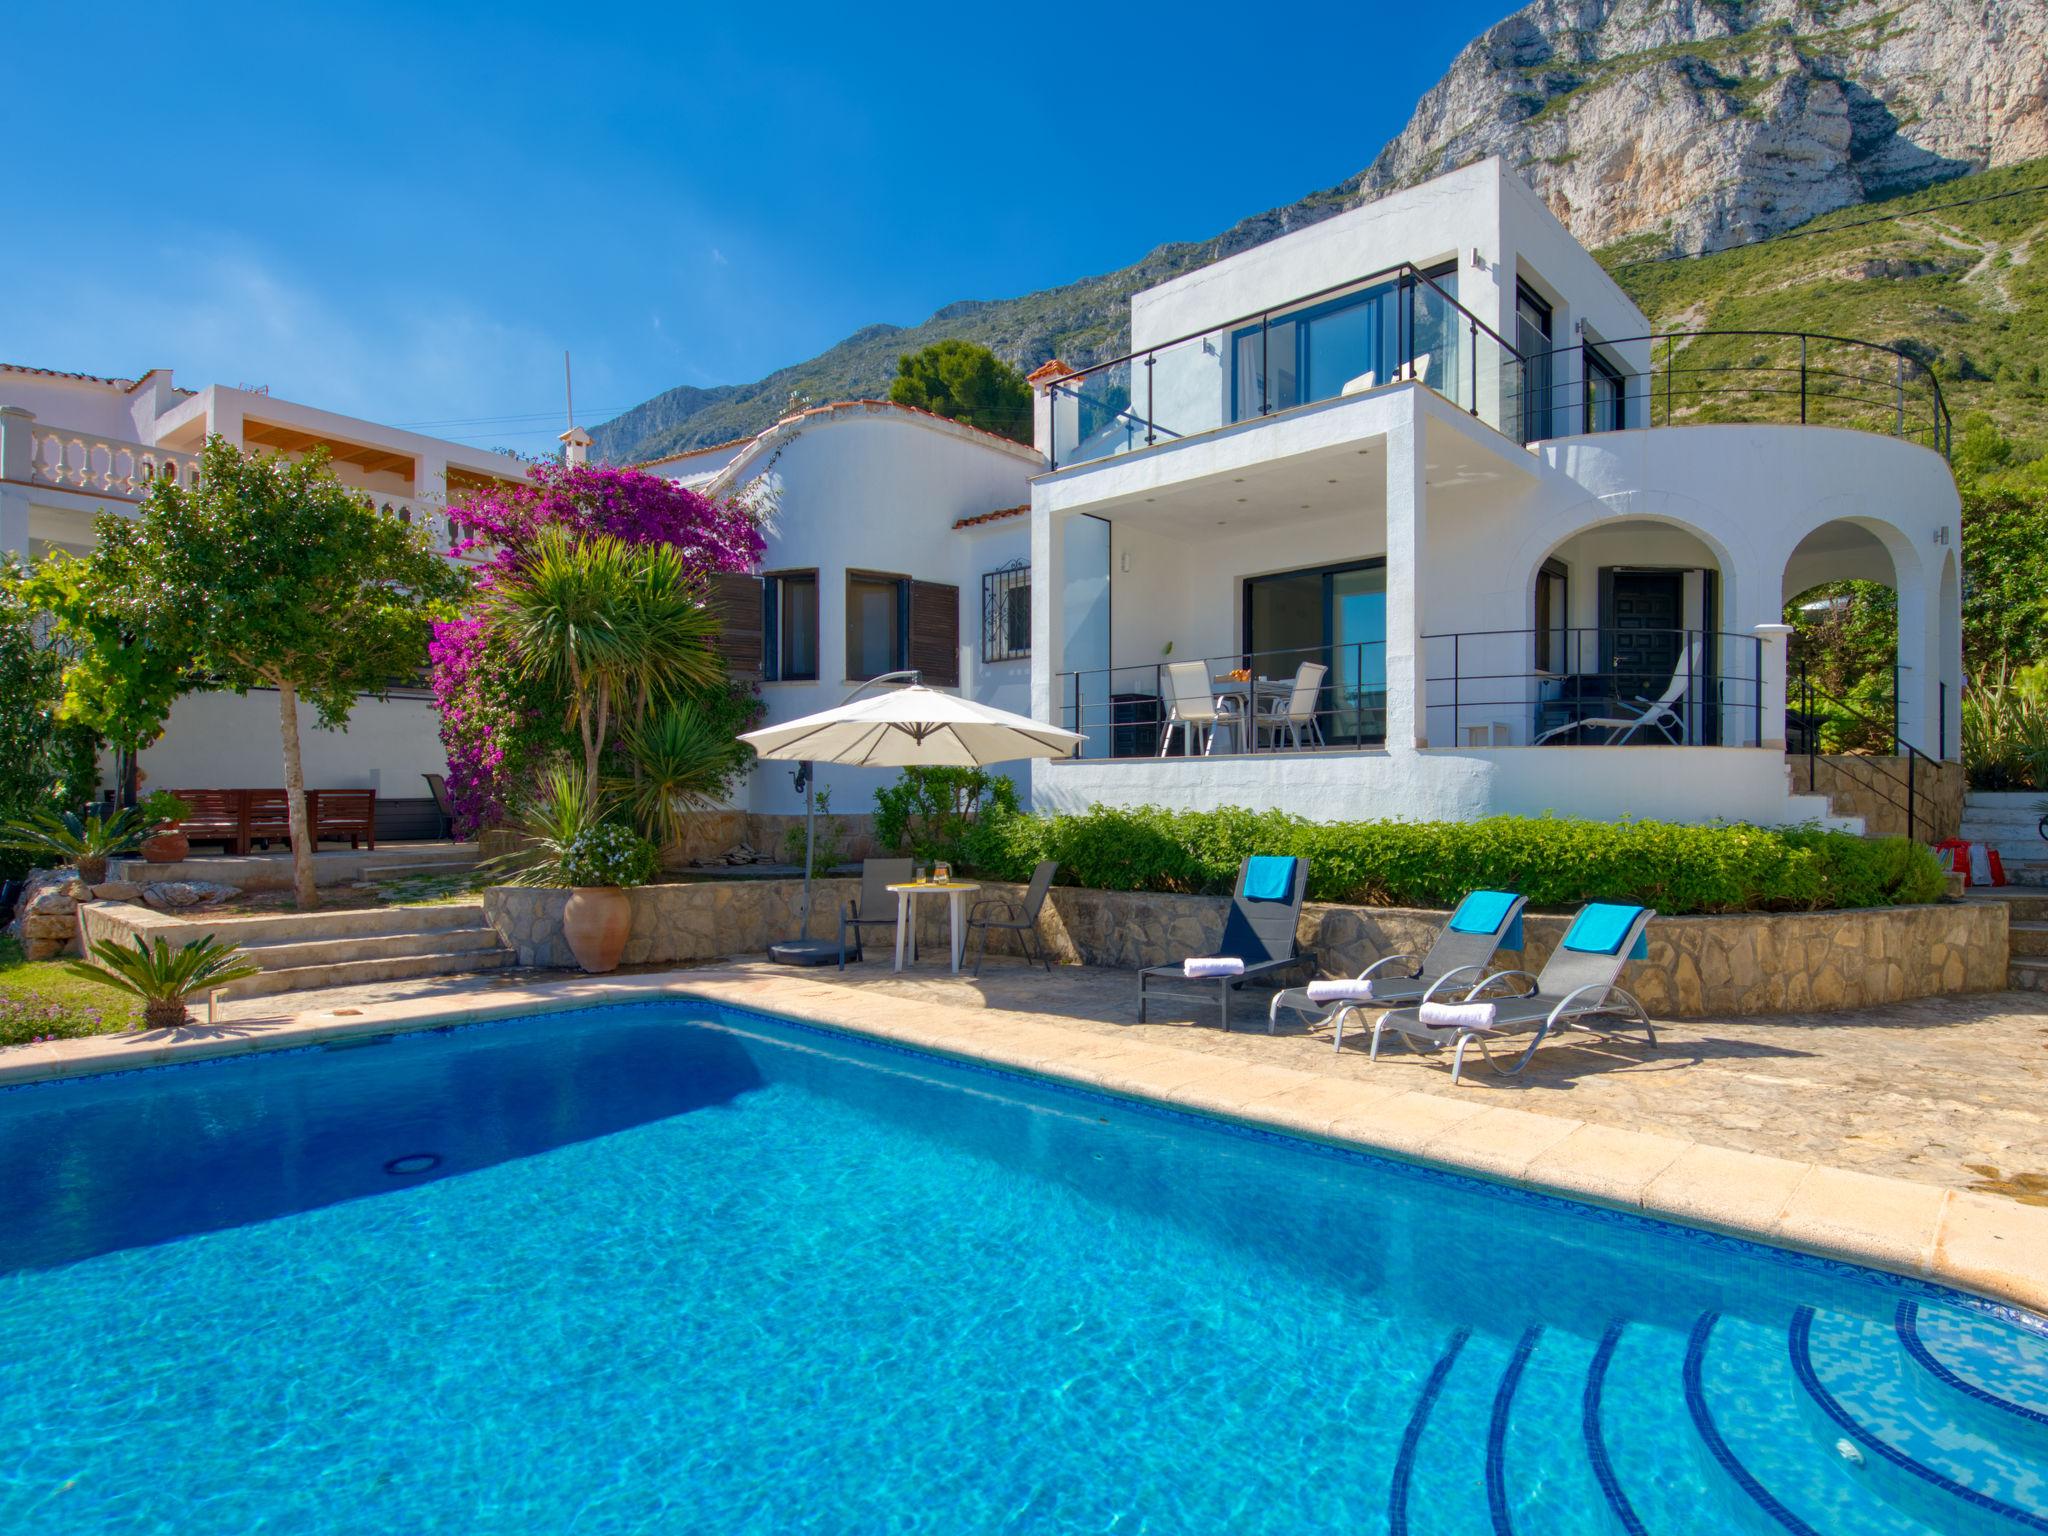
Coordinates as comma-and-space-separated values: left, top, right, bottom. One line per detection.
67, 934, 260, 1030
615, 700, 745, 854
1963, 660, 2048, 790
484, 528, 726, 800
488, 763, 608, 887
0, 805, 149, 884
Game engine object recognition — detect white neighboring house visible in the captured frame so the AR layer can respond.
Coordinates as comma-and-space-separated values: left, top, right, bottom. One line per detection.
0, 364, 531, 835
1026, 155, 1964, 834
645, 399, 1041, 818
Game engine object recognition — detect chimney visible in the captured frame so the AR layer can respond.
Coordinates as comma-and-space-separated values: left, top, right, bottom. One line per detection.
559, 425, 592, 466
1025, 359, 1078, 466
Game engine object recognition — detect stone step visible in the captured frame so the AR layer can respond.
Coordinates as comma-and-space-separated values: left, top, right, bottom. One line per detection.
236, 926, 507, 972
2006, 957, 2048, 993
182, 902, 489, 946
2007, 921, 2048, 958
362, 860, 481, 882
221, 946, 515, 1000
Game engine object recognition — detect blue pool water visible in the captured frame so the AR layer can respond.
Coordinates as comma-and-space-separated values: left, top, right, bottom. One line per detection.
1, 1001, 2045, 1534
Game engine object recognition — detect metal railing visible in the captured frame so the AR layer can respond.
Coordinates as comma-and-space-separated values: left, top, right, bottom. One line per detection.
1046, 262, 1527, 469
1516, 330, 1953, 458
1421, 626, 1769, 749
1053, 642, 1388, 759
1790, 661, 1944, 840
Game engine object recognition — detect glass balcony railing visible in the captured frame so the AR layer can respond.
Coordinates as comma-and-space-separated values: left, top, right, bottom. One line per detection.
1047, 262, 1527, 469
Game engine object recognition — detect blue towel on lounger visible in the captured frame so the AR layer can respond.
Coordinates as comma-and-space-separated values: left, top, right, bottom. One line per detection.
1563, 903, 1649, 960
1449, 890, 1522, 948
1242, 856, 1296, 902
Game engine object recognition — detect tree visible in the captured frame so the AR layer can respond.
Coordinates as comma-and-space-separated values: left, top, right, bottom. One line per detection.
481, 527, 725, 801
81, 436, 466, 908
18, 553, 190, 804
431, 461, 765, 835
888, 340, 1032, 443
0, 559, 99, 874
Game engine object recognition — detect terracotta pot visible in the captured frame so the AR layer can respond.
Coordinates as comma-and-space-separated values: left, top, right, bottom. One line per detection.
140, 829, 189, 864
562, 886, 633, 973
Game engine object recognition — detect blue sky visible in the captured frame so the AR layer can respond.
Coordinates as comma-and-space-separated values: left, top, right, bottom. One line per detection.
3, 0, 1509, 452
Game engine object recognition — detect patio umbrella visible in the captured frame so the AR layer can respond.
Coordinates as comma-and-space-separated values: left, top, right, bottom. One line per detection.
737, 672, 1084, 964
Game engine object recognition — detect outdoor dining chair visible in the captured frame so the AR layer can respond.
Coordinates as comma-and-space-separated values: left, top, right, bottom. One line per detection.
837, 857, 914, 969
1158, 660, 1240, 757
966, 859, 1059, 975
1257, 661, 1328, 750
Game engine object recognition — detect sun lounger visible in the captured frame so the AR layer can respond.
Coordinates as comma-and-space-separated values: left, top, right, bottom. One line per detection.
1138, 855, 1312, 1030
1373, 902, 1658, 1084
1267, 890, 1529, 1045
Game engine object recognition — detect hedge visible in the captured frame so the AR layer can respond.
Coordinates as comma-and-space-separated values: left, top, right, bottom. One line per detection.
958, 806, 1947, 915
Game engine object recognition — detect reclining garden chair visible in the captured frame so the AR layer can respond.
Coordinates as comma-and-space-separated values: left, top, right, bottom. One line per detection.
1266, 890, 1529, 1047
1533, 640, 1701, 746
1372, 902, 1658, 1085
1137, 855, 1312, 1031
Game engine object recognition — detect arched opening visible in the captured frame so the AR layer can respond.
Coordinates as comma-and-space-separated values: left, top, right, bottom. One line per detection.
1522, 517, 1733, 745
1782, 520, 1900, 755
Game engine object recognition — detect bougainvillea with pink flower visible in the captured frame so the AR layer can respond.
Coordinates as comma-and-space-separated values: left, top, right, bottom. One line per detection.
429, 463, 766, 836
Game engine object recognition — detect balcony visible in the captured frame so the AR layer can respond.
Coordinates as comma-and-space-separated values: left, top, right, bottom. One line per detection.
23, 426, 199, 499
1046, 262, 1525, 470
1517, 330, 1952, 455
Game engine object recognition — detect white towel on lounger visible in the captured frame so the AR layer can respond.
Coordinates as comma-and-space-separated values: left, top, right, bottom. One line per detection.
1184, 957, 1245, 978
1417, 1000, 1498, 1030
1305, 980, 1376, 1003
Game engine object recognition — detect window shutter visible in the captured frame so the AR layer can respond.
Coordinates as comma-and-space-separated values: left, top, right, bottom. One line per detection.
909, 580, 960, 687
706, 571, 764, 681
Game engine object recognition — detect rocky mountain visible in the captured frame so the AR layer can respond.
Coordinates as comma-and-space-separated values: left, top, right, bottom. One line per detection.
595, 0, 2048, 464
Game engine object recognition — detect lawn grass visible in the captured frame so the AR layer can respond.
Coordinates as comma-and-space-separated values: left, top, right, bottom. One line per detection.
0, 936, 142, 1046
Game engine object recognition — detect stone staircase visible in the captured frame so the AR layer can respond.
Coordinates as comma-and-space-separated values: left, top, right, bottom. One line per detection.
1964, 888, 2048, 992
1957, 791, 2048, 886
188, 903, 516, 999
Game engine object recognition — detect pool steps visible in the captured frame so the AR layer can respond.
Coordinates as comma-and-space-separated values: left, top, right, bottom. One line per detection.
1387, 1305, 2048, 1534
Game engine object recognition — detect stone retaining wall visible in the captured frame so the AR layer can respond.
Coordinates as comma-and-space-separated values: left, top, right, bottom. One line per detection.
1796, 754, 1965, 842
483, 878, 2007, 1016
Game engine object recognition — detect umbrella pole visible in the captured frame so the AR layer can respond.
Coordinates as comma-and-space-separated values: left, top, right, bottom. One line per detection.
800, 760, 816, 939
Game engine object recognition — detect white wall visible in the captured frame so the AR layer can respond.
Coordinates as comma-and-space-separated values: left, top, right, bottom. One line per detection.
135, 690, 447, 795
1031, 745, 1853, 830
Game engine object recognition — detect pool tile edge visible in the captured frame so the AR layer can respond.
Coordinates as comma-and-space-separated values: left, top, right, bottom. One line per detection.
5, 966, 2045, 1317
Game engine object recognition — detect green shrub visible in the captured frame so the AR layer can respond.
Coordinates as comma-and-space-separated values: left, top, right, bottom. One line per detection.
873, 768, 1019, 866
958, 805, 1944, 914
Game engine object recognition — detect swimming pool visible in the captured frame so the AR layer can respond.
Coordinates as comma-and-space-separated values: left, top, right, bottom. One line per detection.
1, 1000, 2042, 1534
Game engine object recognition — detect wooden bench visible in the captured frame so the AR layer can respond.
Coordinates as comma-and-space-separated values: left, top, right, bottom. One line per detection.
169, 789, 379, 855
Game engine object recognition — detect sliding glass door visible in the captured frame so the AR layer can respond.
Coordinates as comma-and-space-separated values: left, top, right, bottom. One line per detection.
1243, 560, 1387, 745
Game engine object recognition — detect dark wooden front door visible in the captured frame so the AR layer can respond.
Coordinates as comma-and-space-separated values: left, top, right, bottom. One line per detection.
1604, 571, 1683, 693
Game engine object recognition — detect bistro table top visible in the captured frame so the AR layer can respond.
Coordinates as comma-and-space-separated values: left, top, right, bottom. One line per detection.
886, 881, 982, 893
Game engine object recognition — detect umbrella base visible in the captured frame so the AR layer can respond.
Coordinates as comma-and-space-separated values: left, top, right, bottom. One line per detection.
768, 938, 843, 967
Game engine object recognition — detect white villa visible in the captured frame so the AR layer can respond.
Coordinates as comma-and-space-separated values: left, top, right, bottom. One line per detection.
1, 153, 1966, 844
0, 365, 530, 835
1022, 156, 1962, 833
647, 399, 1039, 818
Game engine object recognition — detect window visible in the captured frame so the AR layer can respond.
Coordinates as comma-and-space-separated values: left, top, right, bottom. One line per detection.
762, 570, 818, 682
1230, 264, 1461, 421
1517, 280, 1554, 442
1534, 559, 1569, 674
981, 562, 1031, 663
846, 571, 908, 681
1583, 344, 1626, 433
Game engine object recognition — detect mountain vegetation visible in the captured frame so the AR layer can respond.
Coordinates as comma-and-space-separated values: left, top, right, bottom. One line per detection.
594, 0, 2047, 465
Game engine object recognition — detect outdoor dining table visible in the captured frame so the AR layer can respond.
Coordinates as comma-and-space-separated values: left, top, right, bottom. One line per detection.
887, 880, 982, 973
1209, 677, 1292, 753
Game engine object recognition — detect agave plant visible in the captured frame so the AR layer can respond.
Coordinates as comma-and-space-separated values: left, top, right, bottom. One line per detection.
0, 806, 149, 884
67, 935, 261, 1030
488, 764, 609, 887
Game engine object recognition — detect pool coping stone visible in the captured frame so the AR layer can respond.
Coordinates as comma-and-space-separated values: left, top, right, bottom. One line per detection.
3, 965, 2044, 1317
